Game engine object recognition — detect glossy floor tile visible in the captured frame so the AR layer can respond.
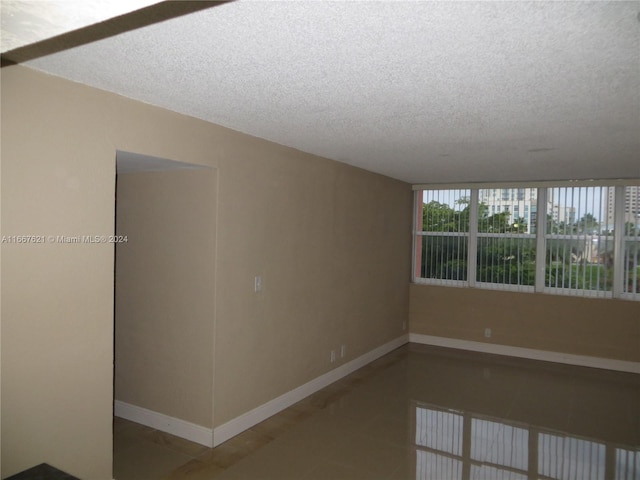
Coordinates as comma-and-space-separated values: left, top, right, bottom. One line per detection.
114, 344, 639, 479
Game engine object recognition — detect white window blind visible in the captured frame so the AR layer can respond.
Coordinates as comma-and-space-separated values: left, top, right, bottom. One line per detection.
622, 186, 640, 299
414, 189, 470, 285
476, 188, 536, 291
544, 186, 614, 298
412, 182, 639, 301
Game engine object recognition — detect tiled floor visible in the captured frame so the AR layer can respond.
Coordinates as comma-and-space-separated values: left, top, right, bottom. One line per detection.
114, 344, 639, 480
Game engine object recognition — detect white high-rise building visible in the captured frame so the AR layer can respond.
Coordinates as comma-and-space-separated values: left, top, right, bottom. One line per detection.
478, 188, 538, 232
607, 186, 640, 229
478, 188, 574, 233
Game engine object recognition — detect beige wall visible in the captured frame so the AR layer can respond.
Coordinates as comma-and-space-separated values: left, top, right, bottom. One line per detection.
1, 68, 116, 478
1, 65, 412, 478
213, 150, 412, 424
410, 284, 640, 362
115, 168, 216, 427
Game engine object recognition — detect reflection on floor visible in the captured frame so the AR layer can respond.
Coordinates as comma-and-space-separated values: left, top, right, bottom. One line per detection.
113, 343, 640, 480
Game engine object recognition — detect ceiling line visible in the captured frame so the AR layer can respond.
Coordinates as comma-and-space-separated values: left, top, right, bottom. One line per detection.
1, 0, 233, 67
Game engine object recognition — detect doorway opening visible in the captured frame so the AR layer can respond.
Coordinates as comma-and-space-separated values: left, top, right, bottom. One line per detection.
113, 151, 216, 479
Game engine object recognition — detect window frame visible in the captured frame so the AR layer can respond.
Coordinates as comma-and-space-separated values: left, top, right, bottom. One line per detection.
475, 187, 536, 292
412, 180, 640, 301
413, 188, 471, 287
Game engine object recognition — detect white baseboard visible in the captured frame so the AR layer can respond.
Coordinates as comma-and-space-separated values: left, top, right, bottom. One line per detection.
114, 333, 636, 450
114, 334, 410, 448
212, 334, 409, 446
409, 333, 640, 374
114, 400, 214, 447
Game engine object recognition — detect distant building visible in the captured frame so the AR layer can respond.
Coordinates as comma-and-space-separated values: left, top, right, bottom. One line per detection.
607, 186, 640, 230
478, 188, 574, 234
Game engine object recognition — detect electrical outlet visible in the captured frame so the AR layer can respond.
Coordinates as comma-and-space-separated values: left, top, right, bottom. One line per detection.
340, 344, 346, 358
330, 350, 336, 363
484, 328, 492, 338
254, 275, 262, 293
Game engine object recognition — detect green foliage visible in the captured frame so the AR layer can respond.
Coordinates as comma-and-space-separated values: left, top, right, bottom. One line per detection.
422, 200, 527, 234
577, 213, 600, 234
545, 263, 612, 291
421, 201, 533, 283
476, 237, 536, 286
625, 222, 639, 236
547, 213, 602, 235
420, 201, 470, 280
419, 201, 616, 290
419, 192, 639, 294
420, 236, 468, 280
422, 200, 469, 232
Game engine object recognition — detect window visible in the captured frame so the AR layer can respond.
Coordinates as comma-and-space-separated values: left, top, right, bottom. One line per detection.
414, 189, 470, 285
531, 206, 538, 231
545, 186, 614, 297
413, 182, 639, 300
623, 186, 640, 298
477, 188, 536, 291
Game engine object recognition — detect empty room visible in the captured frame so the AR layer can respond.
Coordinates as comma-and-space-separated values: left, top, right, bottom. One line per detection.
1, 1, 638, 479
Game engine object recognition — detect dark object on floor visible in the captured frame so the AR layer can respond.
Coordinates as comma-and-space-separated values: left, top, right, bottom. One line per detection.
5, 463, 80, 480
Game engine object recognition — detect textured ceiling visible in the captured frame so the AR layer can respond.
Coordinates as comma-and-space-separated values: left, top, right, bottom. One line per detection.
3, 1, 640, 184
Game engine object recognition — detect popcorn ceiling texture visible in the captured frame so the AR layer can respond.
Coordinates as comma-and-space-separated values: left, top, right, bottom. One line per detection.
23, 1, 640, 184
